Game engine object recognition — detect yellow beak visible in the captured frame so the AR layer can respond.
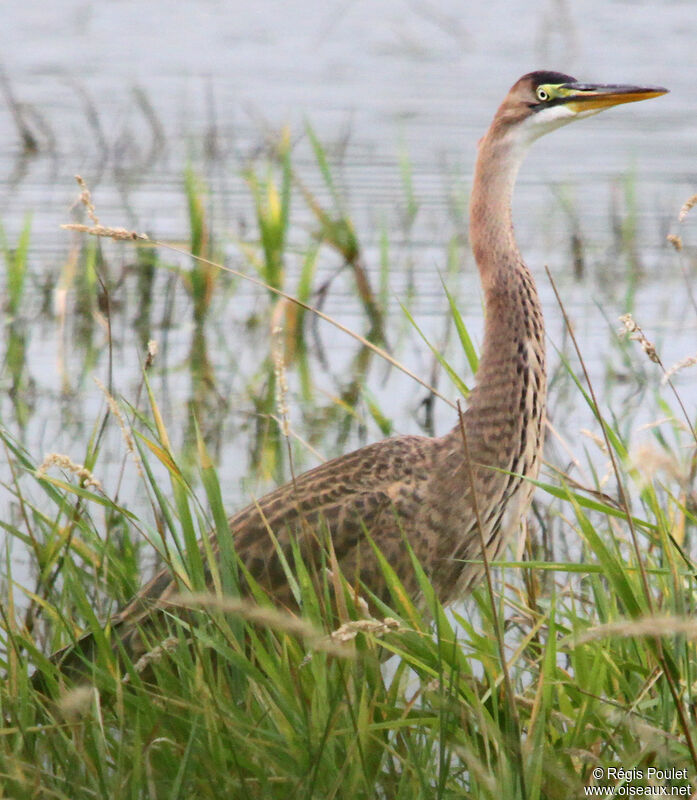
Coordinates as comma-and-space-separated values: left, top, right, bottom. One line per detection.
561, 82, 668, 113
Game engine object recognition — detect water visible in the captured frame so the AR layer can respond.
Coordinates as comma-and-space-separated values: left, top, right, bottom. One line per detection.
1, 1, 696, 575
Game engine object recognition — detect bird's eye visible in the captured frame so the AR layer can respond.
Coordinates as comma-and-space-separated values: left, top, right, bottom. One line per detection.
536, 87, 550, 102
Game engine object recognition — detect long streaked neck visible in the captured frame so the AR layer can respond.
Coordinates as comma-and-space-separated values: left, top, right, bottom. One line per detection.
461, 125, 546, 444
470, 128, 529, 302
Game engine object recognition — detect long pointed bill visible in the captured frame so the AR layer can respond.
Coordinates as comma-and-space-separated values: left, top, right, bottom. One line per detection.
560, 82, 668, 113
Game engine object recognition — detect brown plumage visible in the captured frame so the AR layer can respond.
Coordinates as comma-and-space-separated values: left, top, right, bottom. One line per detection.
50, 71, 667, 676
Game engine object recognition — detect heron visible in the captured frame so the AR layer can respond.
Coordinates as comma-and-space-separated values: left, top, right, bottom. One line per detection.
50, 71, 667, 677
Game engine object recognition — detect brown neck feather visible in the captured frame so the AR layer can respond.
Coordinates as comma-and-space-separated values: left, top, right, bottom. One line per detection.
447, 125, 546, 468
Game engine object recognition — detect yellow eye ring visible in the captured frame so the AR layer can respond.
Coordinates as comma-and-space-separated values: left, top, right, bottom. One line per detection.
536, 87, 550, 102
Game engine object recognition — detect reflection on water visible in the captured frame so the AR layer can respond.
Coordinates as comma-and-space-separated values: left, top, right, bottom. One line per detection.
1, 1, 696, 571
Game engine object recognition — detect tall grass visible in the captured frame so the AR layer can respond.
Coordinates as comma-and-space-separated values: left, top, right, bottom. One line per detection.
1, 370, 695, 797
1, 132, 696, 798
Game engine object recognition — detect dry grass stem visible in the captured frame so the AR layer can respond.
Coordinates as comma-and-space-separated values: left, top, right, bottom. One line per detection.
163, 244, 453, 408
661, 353, 697, 385
167, 593, 353, 658
36, 453, 103, 491
678, 193, 697, 223
62, 223, 149, 242
637, 416, 677, 433
619, 313, 659, 364
145, 339, 158, 370
65, 200, 451, 407
629, 444, 685, 488
127, 636, 180, 680
75, 175, 100, 225
573, 616, 697, 646
301, 616, 401, 667
66, 176, 146, 241
56, 685, 96, 720
580, 428, 608, 453
271, 325, 290, 438
94, 378, 144, 477
329, 617, 401, 644
267, 414, 326, 462
620, 316, 697, 447
666, 233, 683, 251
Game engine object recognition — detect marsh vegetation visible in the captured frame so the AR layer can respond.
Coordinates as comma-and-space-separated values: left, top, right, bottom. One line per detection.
0, 86, 696, 797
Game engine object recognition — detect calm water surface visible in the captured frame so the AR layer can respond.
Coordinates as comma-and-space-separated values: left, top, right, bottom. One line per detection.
1, 1, 696, 578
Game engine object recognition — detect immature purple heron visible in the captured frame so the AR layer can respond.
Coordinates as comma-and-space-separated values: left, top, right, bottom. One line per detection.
52, 72, 667, 677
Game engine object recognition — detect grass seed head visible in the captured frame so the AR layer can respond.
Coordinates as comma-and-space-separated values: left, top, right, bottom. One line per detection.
661, 352, 697, 385
678, 193, 697, 223
36, 453, 103, 491
272, 324, 290, 437
619, 313, 660, 364
94, 378, 143, 477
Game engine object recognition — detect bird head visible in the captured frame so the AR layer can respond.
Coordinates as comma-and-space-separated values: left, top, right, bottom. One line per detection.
491, 70, 668, 147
